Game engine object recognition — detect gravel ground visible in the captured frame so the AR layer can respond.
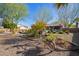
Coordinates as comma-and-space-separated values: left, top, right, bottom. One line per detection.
0, 33, 79, 56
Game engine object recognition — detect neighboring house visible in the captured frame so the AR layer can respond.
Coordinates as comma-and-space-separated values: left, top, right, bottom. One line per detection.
46, 24, 64, 29
17, 24, 29, 33
17, 24, 29, 30
0, 18, 30, 33
45, 24, 65, 33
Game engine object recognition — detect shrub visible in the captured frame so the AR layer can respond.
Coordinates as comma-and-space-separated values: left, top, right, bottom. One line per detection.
0, 29, 5, 33
45, 33, 57, 41
29, 20, 47, 37
64, 30, 70, 34
31, 20, 46, 33
58, 30, 65, 34
26, 29, 40, 37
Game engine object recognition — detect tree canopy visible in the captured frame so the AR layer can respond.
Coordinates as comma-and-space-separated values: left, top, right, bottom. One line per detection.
0, 4, 27, 20
0, 4, 28, 29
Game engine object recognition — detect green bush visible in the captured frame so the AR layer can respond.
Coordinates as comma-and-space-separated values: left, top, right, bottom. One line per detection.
64, 30, 70, 34
45, 33, 57, 41
26, 29, 40, 37
58, 30, 65, 34
28, 20, 47, 37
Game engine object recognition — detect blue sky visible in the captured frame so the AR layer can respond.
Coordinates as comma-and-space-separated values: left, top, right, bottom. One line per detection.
18, 3, 58, 27
18, 3, 79, 28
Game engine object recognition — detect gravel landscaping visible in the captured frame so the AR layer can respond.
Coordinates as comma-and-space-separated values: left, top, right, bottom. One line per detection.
0, 33, 79, 56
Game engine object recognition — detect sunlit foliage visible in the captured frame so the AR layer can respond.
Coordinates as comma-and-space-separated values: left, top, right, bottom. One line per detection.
0, 4, 28, 30
32, 20, 46, 32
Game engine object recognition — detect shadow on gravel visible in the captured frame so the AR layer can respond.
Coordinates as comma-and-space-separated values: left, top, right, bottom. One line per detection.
1, 39, 20, 45
16, 46, 42, 56
16, 46, 53, 56
0, 38, 19, 45
70, 33, 79, 56
0, 36, 35, 45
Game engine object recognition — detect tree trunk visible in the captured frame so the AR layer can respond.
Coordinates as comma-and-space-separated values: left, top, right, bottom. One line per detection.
76, 22, 78, 28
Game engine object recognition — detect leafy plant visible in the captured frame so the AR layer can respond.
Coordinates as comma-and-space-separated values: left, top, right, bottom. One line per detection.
42, 33, 57, 50
32, 20, 46, 31
1, 4, 28, 33
58, 30, 65, 34
45, 33, 57, 41
64, 30, 70, 34
2, 18, 17, 34
26, 29, 40, 37
30, 20, 47, 37
0, 4, 27, 21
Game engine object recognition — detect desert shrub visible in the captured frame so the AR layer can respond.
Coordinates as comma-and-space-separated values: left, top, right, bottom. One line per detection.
25, 29, 32, 34
29, 20, 47, 37
63, 30, 70, 34
0, 29, 5, 33
45, 33, 57, 42
53, 29, 70, 34
26, 29, 40, 37
69, 24, 76, 28
51, 29, 65, 34
31, 29, 39, 37
43, 33, 57, 50
31, 20, 46, 33
58, 30, 65, 34
43, 31, 71, 50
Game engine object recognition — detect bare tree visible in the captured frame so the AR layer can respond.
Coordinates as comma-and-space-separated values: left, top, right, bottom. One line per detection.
34, 7, 53, 23
57, 3, 79, 27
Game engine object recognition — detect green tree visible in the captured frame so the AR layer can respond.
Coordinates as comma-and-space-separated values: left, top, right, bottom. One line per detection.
2, 17, 17, 29
1, 3, 28, 30
0, 4, 27, 21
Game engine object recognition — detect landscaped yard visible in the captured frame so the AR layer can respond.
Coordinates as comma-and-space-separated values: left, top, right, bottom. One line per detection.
0, 32, 79, 56
0, 3, 79, 56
